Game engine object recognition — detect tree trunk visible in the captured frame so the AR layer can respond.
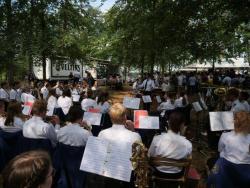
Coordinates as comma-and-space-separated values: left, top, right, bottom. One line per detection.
5, 0, 14, 83
42, 54, 46, 80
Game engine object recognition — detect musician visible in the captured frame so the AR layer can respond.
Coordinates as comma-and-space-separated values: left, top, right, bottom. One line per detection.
46, 89, 58, 116
0, 100, 6, 128
0, 82, 9, 102
174, 91, 188, 108
23, 100, 59, 147
148, 111, 192, 177
227, 88, 248, 112
40, 82, 50, 100
139, 74, 155, 111
20, 87, 36, 104
57, 88, 72, 115
2, 150, 54, 188
9, 81, 21, 102
57, 106, 92, 146
97, 103, 141, 187
208, 112, 250, 187
3, 102, 27, 132
157, 92, 175, 116
81, 89, 97, 111
96, 91, 111, 114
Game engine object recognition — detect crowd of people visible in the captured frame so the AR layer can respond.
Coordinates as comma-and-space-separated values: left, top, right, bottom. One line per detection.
0, 69, 249, 188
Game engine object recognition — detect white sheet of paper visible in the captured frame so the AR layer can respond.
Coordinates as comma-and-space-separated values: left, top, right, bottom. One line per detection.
142, 95, 152, 103
72, 94, 80, 102
139, 116, 159, 129
83, 112, 102, 126
156, 96, 162, 103
123, 97, 141, 109
192, 102, 203, 112
209, 111, 234, 131
80, 136, 132, 182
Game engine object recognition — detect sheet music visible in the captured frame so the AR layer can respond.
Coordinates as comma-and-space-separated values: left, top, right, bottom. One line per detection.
156, 96, 162, 103
83, 112, 102, 126
209, 111, 234, 131
192, 102, 203, 112
134, 110, 148, 128
139, 116, 159, 129
123, 97, 141, 109
80, 136, 132, 182
80, 137, 108, 174
142, 95, 152, 103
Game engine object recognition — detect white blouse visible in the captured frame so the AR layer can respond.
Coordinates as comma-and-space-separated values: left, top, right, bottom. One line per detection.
57, 96, 72, 115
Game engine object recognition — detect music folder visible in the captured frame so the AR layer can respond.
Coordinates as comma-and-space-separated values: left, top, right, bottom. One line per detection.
80, 136, 132, 182
209, 111, 234, 131
123, 96, 141, 109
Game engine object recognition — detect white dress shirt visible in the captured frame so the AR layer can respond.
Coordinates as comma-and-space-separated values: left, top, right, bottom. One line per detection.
231, 99, 249, 112
0, 116, 6, 128
219, 131, 250, 164
41, 86, 49, 100
0, 88, 9, 101
139, 79, 155, 92
57, 96, 72, 115
222, 76, 232, 86
188, 76, 197, 86
23, 116, 57, 147
96, 101, 110, 113
174, 97, 188, 108
21, 93, 36, 103
157, 100, 175, 116
81, 98, 97, 111
148, 130, 192, 173
57, 123, 92, 147
242, 101, 250, 112
56, 87, 63, 96
98, 124, 141, 147
9, 89, 17, 100
47, 96, 58, 116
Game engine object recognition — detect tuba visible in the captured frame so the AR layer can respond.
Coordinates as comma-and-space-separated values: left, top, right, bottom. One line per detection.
130, 141, 150, 188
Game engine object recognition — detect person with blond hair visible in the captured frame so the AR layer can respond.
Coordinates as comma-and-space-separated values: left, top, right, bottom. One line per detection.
208, 111, 250, 188
2, 150, 54, 188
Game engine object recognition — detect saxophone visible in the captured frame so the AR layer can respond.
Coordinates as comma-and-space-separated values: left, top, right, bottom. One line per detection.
130, 141, 150, 188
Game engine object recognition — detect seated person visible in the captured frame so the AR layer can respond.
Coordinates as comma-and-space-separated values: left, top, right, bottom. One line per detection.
57, 105, 92, 147
0, 99, 6, 127
2, 102, 27, 133
174, 91, 188, 108
227, 88, 249, 112
208, 111, 250, 187
81, 89, 97, 111
148, 111, 192, 178
23, 100, 59, 147
96, 91, 111, 113
2, 150, 54, 188
157, 92, 176, 116
57, 88, 73, 115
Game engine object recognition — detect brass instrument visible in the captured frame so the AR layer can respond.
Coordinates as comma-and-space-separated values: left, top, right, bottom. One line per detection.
214, 87, 227, 111
130, 141, 149, 188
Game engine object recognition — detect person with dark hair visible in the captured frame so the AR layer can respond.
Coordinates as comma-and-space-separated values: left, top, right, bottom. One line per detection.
157, 92, 175, 116
57, 88, 72, 115
40, 82, 50, 100
46, 89, 58, 116
2, 150, 54, 188
96, 90, 111, 113
3, 102, 27, 132
0, 100, 6, 127
86, 71, 95, 88
57, 105, 92, 146
23, 100, 59, 147
227, 88, 248, 112
239, 91, 250, 112
148, 111, 192, 176
174, 91, 188, 108
81, 89, 97, 111
0, 82, 9, 102
9, 81, 21, 102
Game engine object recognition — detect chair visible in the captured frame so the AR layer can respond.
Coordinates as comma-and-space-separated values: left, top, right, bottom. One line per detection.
0, 129, 23, 162
207, 157, 250, 188
53, 143, 86, 188
19, 136, 54, 155
149, 156, 192, 188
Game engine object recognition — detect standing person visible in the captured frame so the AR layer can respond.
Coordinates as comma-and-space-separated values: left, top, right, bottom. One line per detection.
81, 89, 97, 111
188, 72, 197, 94
0, 82, 10, 107
2, 150, 54, 188
85, 71, 95, 88
46, 89, 58, 116
40, 82, 50, 100
139, 74, 155, 111
54, 81, 63, 97
0, 100, 6, 128
21, 87, 36, 104
22, 100, 59, 147
9, 81, 21, 102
